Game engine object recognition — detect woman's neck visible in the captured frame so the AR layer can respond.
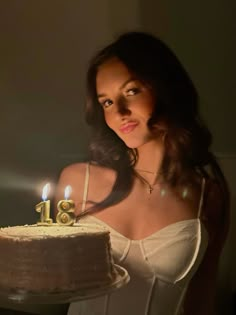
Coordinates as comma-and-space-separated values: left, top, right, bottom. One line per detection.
134, 139, 165, 176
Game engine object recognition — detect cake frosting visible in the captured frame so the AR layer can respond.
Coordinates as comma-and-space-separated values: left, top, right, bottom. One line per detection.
0, 223, 117, 294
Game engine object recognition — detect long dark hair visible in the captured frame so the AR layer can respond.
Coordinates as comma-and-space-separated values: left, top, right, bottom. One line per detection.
81, 31, 229, 215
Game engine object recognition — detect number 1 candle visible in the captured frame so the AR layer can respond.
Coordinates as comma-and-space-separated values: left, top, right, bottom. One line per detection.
35, 183, 53, 225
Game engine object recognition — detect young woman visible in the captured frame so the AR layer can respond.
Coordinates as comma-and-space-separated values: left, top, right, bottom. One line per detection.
55, 31, 230, 315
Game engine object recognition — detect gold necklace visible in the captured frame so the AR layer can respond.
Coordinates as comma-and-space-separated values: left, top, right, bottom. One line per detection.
135, 171, 157, 194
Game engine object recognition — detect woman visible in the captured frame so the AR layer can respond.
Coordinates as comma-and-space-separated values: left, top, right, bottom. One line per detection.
55, 31, 230, 315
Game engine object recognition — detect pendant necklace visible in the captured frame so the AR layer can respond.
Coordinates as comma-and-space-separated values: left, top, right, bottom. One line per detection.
134, 170, 158, 194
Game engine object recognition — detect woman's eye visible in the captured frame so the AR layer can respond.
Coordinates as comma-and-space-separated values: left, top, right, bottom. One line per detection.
101, 99, 113, 108
126, 88, 140, 96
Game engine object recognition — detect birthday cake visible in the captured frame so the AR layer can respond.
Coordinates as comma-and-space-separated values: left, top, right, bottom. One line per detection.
0, 223, 118, 296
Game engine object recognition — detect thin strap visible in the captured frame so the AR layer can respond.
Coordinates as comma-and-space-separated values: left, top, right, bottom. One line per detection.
81, 163, 90, 212
197, 177, 206, 218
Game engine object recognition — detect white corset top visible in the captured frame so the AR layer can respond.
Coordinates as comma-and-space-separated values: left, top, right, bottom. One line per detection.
67, 164, 209, 315
84, 216, 208, 284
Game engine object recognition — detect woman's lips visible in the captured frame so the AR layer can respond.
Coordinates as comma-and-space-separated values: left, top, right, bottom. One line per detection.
119, 122, 139, 134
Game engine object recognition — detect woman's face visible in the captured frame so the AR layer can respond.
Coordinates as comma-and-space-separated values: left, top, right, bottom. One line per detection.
96, 58, 156, 149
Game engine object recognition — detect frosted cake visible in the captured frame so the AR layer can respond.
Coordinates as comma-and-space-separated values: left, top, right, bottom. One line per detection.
0, 223, 118, 295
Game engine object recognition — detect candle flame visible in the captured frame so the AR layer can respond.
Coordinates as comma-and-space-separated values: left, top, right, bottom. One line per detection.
64, 185, 72, 200
42, 183, 50, 201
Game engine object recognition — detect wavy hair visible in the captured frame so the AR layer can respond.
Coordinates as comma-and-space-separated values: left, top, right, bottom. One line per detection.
81, 31, 229, 215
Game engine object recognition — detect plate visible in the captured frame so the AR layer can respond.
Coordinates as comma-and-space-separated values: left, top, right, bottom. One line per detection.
0, 265, 129, 304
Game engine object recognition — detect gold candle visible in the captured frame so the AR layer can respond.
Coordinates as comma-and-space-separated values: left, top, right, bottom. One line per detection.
35, 183, 53, 225
56, 185, 76, 226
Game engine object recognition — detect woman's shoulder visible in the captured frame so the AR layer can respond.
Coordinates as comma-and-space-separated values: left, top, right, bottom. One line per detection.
55, 162, 116, 214
61, 160, 115, 171
58, 161, 116, 193
60, 161, 86, 173
60, 161, 116, 179
57, 162, 87, 186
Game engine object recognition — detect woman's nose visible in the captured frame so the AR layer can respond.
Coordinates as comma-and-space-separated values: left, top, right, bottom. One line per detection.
116, 96, 131, 115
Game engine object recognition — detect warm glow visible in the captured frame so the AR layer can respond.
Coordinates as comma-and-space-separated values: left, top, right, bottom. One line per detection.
64, 185, 72, 200
42, 183, 50, 201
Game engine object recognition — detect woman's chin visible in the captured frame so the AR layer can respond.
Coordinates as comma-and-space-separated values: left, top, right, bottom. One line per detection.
122, 138, 146, 149
122, 134, 160, 150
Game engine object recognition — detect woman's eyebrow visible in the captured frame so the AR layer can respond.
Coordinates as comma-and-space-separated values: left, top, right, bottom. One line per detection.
97, 78, 137, 98
120, 77, 137, 89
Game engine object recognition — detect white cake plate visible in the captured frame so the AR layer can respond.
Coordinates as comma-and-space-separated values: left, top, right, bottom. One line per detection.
0, 265, 130, 304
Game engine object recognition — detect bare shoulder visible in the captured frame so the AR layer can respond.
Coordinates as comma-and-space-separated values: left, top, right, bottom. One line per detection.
55, 163, 88, 209
85, 162, 117, 202
55, 162, 116, 215
57, 162, 88, 188
57, 162, 115, 192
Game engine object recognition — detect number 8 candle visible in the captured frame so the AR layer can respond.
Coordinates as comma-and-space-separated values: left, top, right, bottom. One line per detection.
56, 185, 76, 226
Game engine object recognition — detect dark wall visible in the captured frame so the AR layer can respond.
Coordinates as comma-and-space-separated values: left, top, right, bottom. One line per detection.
141, 0, 236, 154
0, 1, 113, 226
